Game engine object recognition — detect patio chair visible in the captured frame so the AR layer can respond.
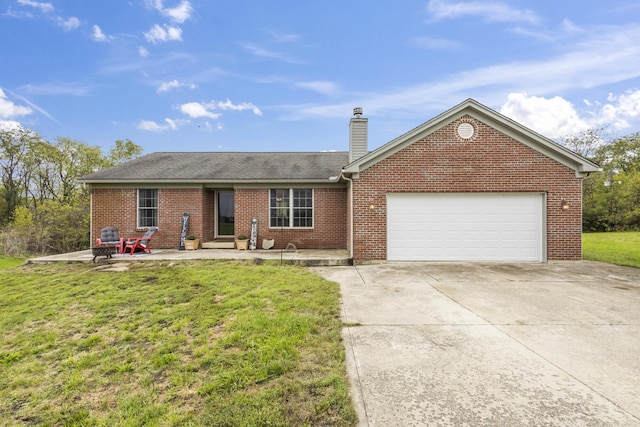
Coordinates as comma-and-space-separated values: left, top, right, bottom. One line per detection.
96, 226, 124, 253
123, 227, 158, 256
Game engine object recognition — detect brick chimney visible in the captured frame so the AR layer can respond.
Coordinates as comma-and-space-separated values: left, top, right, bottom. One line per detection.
349, 107, 368, 163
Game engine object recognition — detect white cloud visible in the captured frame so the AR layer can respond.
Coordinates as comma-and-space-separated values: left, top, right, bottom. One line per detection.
138, 120, 167, 132
161, 1, 193, 24
138, 46, 149, 57
17, 0, 53, 13
0, 120, 24, 131
147, 0, 193, 23
200, 121, 221, 132
216, 99, 262, 115
157, 79, 196, 93
427, 0, 540, 24
287, 24, 640, 124
0, 89, 32, 131
560, 19, 584, 35
144, 24, 183, 43
241, 42, 303, 64
137, 117, 188, 132
500, 91, 640, 139
157, 80, 179, 92
59, 16, 80, 31
180, 102, 221, 120
512, 18, 586, 42
598, 90, 640, 130
164, 118, 179, 130
180, 99, 262, 120
0, 88, 32, 119
499, 93, 589, 139
92, 25, 113, 42
14, 1, 82, 36
295, 81, 338, 96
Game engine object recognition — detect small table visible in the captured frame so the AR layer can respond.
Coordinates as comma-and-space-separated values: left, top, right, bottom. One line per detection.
91, 245, 117, 262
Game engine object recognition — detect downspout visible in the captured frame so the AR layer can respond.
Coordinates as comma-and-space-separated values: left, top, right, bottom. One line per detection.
339, 171, 354, 259
89, 186, 93, 245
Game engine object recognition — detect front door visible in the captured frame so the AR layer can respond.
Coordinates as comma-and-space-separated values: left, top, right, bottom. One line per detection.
217, 191, 234, 237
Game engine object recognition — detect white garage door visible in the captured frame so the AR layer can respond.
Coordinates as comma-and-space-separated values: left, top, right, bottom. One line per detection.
387, 193, 544, 261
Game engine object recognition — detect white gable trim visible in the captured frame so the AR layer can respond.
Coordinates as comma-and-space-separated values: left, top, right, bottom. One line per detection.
343, 98, 600, 177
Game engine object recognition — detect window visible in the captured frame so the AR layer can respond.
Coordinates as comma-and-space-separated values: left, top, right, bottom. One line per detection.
270, 189, 313, 228
293, 189, 313, 227
270, 189, 289, 227
138, 189, 158, 228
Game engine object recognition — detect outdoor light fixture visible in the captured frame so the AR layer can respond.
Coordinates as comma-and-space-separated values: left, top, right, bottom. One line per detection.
561, 200, 569, 210
369, 205, 376, 211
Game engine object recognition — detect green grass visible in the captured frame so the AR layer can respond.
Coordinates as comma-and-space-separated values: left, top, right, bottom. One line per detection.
0, 257, 24, 270
583, 231, 640, 268
0, 260, 357, 426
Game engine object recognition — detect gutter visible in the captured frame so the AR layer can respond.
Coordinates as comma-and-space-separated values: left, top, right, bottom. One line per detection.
78, 178, 347, 185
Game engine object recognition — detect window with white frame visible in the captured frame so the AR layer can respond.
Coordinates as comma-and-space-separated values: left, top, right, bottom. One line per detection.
270, 188, 313, 228
137, 189, 158, 228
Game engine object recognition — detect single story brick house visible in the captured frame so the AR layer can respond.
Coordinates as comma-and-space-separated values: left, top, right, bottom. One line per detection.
79, 99, 599, 262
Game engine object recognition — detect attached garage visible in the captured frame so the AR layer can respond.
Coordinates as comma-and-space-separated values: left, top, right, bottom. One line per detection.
387, 193, 545, 262
343, 99, 599, 262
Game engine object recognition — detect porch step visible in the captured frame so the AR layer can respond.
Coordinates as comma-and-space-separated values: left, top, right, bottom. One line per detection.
202, 241, 235, 249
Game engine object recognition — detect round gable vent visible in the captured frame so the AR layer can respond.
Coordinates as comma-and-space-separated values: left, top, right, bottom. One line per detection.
457, 122, 475, 139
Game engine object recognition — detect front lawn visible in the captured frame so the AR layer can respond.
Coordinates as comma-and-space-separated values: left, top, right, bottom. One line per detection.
0, 260, 357, 426
0, 256, 24, 270
583, 231, 640, 268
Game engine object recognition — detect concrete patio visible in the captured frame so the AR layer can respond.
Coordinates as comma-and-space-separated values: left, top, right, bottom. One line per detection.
26, 248, 352, 266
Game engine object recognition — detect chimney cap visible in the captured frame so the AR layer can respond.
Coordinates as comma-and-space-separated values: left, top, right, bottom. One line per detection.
353, 107, 363, 117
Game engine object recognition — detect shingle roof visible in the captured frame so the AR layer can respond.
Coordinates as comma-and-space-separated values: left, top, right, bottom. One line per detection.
79, 152, 349, 183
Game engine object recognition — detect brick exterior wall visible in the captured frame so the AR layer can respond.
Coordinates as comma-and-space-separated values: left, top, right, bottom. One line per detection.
91, 187, 210, 249
89, 114, 583, 261
234, 187, 347, 249
90, 186, 347, 250
351, 115, 584, 262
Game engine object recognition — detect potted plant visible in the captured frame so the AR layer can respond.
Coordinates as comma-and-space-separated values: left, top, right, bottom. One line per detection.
235, 234, 249, 250
184, 235, 199, 250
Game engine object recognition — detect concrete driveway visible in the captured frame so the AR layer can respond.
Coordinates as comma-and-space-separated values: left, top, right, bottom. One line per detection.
315, 261, 640, 426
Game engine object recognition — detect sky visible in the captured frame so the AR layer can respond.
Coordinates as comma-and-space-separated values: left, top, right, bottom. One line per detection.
2, 0, 640, 155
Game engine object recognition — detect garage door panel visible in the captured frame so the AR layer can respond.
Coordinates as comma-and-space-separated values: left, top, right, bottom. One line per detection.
387, 193, 543, 261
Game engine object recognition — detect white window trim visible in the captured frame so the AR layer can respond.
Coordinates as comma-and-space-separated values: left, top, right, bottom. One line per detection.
269, 188, 314, 229
137, 188, 158, 229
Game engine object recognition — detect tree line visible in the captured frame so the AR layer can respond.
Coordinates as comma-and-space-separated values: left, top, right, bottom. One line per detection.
563, 129, 640, 232
0, 127, 141, 255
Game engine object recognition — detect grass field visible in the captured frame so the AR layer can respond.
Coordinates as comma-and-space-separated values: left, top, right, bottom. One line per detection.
583, 231, 640, 268
0, 257, 24, 270
0, 260, 357, 426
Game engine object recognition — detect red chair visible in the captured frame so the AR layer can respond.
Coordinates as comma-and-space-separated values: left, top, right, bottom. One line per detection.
123, 227, 158, 255
96, 226, 124, 254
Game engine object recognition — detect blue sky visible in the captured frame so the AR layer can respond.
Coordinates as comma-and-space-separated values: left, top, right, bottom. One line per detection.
2, 0, 640, 154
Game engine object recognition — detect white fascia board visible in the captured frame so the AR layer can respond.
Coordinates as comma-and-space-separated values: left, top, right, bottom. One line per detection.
343, 98, 600, 176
